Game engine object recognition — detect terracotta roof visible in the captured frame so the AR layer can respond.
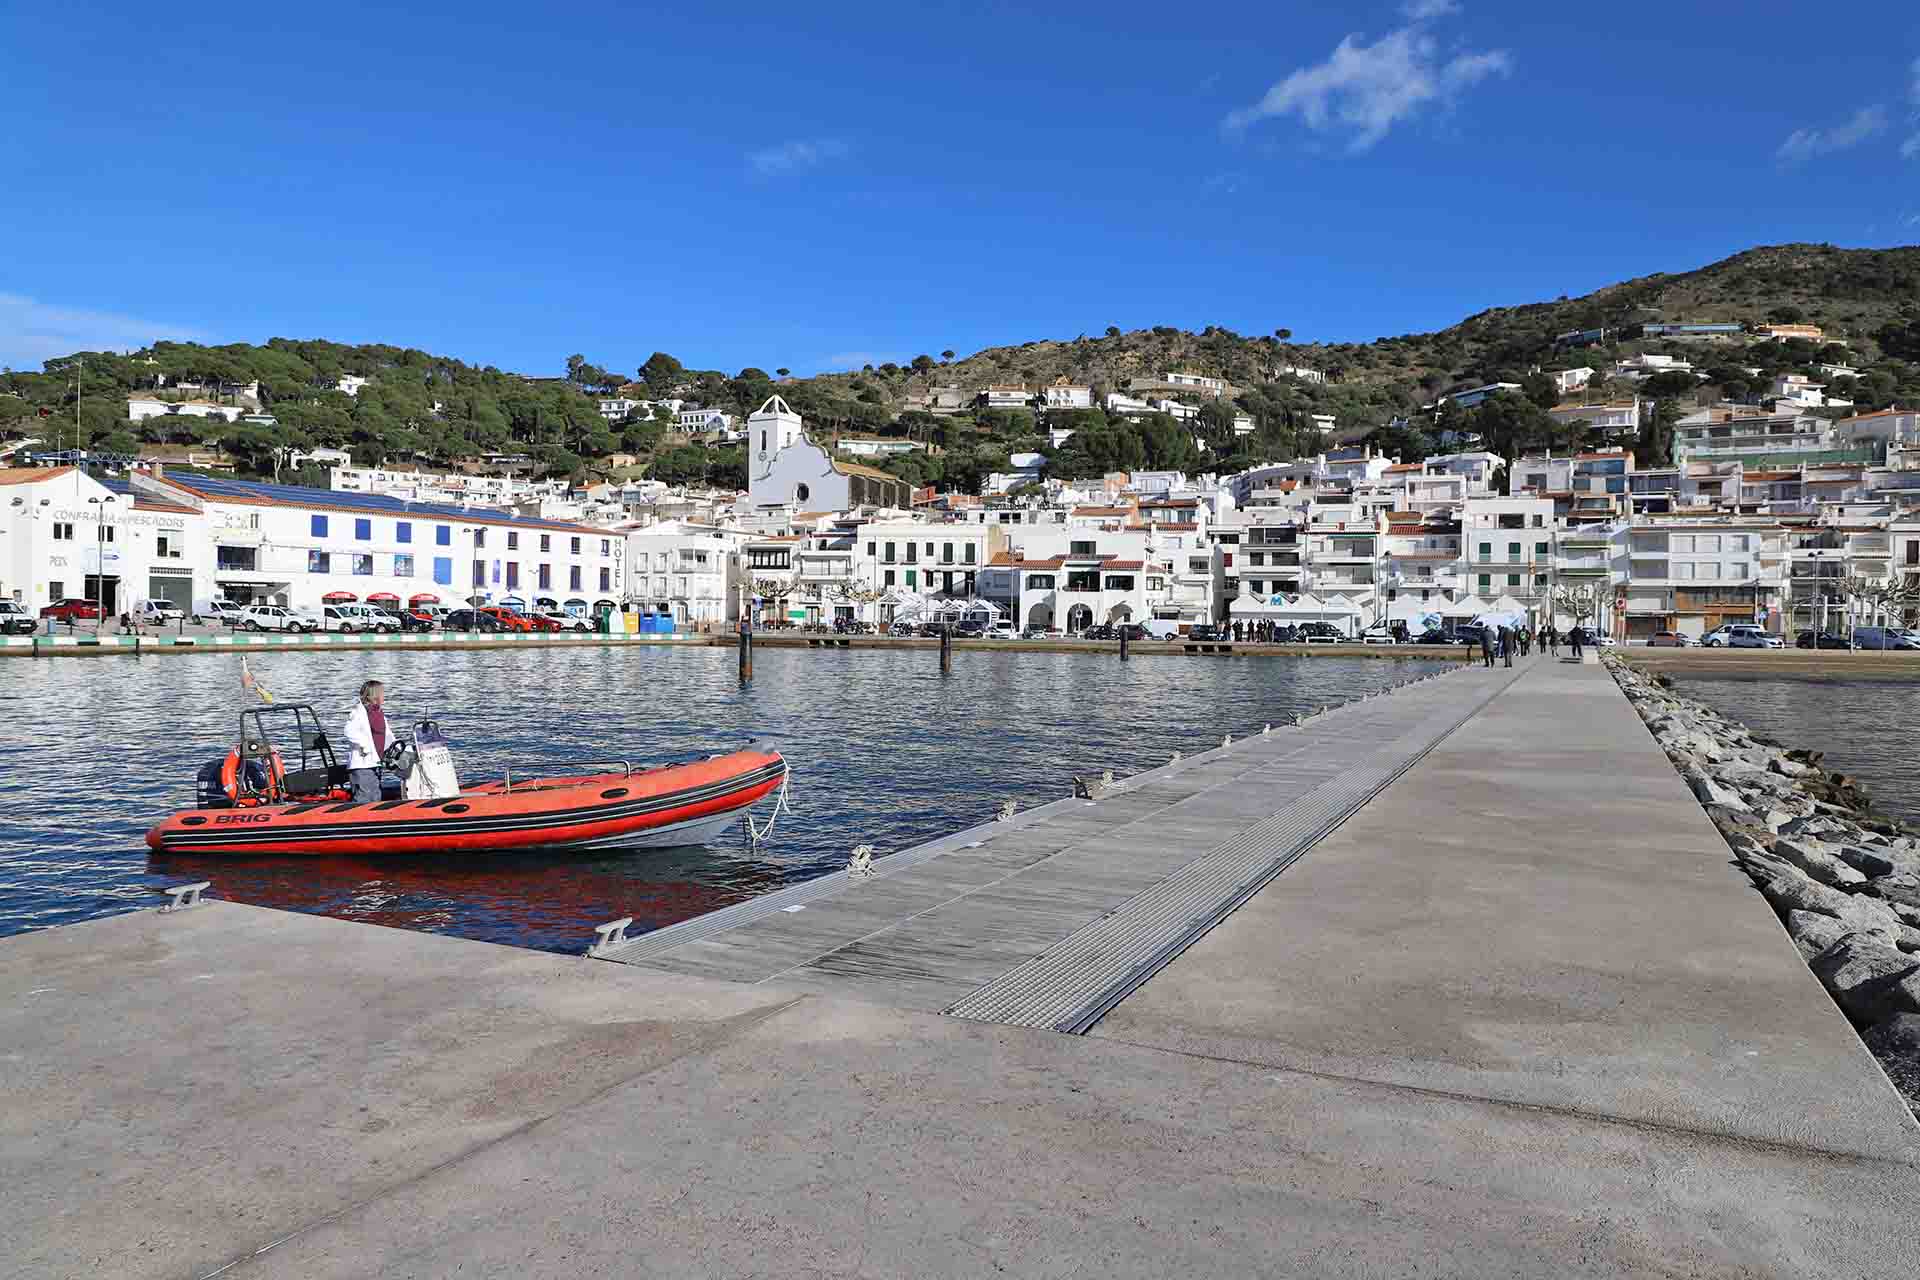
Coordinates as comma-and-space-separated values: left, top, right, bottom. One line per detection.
833, 458, 909, 484
1100, 560, 1147, 570
1143, 497, 1200, 507
0, 466, 72, 485
1151, 522, 1199, 531
1383, 463, 1423, 473
1576, 451, 1631, 460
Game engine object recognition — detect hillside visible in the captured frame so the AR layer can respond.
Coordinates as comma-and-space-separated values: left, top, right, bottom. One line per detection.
3, 243, 1917, 489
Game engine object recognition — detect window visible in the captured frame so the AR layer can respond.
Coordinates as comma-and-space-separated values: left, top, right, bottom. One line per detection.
311, 515, 328, 537
1070, 540, 1096, 556
49, 579, 64, 601
867, 542, 876, 557
1506, 574, 1520, 588
52, 522, 74, 541
1699, 563, 1721, 580
506, 563, 519, 589
100, 525, 115, 543
1532, 514, 1545, 527
473, 561, 485, 587
436, 525, 450, 546
600, 539, 610, 556
570, 566, 582, 591
570, 537, 581, 555
538, 564, 552, 590
1507, 542, 1521, 562
906, 543, 917, 564
1670, 534, 1694, 553
1105, 576, 1135, 590
474, 529, 486, 548
539, 535, 550, 553
397, 521, 412, 544
1478, 541, 1490, 560
599, 567, 611, 592
156, 535, 178, 559
354, 518, 371, 541
941, 543, 954, 564
507, 532, 519, 550
308, 551, 331, 573
1697, 534, 1721, 553
905, 569, 916, 588
1478, 573, 1491, 590
1066, 570, 1101, 591
884, 569, 896, 587
1536, 541, 1550, 558
1027, 574, 1055, 589
433, 557, 453, 585
394, 553, 414, 577
1674, 563, 1695, 580
352, 554, 373, 576
1250, 552, 1266, 567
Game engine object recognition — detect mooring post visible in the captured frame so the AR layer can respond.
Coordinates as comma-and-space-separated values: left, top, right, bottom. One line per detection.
940, 623, 953, 674
1119, 626, 1130, 661
737, 616, 753, 682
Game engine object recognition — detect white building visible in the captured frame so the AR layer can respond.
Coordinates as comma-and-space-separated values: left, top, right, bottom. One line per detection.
1550, 367, 1595, 394
336, 375, 370, 397
978, 385, 1033, 410
676, 408, 735, 434
1274, 364, 1325, 385
1613, 353, 1694, 381
1436, 383, 1521, 411
141, 469, 626, 614
980, 527, 1161, 633
1159, 371, 1225, 397
1547, 400, 1641, 437
836, 437, 922, 458
1, 466, 206, 616
747, 396, 914, 512
624, 524, 742, 626
127, 398, 246, 424
1039, 381, 1092, 410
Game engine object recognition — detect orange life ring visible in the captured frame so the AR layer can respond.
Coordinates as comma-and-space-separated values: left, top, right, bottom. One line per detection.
221, 747, 286, 805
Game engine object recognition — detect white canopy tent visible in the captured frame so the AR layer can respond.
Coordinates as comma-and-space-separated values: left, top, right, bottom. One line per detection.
927, 596, 1005, 621
1440, 596, 1496, 619
1385, 596, 1444, 632
1271, 592, 1365, 634
1227, 593, 1293, 619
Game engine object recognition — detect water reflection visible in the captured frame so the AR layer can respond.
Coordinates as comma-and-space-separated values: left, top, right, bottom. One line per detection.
0, 645, 1430, 952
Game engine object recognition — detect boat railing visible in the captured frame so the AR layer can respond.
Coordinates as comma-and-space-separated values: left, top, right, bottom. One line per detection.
500, 761, 634, 795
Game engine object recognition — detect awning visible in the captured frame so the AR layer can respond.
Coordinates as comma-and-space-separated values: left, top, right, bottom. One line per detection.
408, 593, 440, 605
366, 592, 400, 604
500, 596, 526, 608
563, 597, 588, 607
322, 591, 357, 602
534, 596, 558, 607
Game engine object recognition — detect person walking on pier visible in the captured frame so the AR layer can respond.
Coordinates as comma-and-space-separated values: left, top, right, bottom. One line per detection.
1499, 624, 1515, 668
1569, 626, 1584, 661
1480, 624, 1495, 669
344, 680, 390, 803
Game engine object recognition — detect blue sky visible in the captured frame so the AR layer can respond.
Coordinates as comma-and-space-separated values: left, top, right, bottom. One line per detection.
3, 0, 1917, 377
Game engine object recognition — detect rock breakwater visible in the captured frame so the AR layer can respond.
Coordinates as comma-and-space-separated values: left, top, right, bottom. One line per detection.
1610, 656, 1920, 1116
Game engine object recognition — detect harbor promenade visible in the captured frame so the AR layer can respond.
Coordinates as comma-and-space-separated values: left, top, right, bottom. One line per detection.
4, 659, 1917, 1277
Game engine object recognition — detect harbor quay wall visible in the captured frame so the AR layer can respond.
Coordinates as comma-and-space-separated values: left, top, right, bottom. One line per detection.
0, 631, 1470, 661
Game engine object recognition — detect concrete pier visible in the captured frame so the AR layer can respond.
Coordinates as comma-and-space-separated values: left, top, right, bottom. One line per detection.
4, 657, 1917, 1277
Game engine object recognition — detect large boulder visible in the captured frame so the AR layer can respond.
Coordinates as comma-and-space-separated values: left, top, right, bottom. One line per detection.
1757, 874, 1903, 944
1686, 771, 1748, 811
1784, 910, 1855, 960
1771, 838, 1868, 887
1860, 1013, 1920, 1112
1808, 936, 1920, 1023
1834, 844, 1899, 879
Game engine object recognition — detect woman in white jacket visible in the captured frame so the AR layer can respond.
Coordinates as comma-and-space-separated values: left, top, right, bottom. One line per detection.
342, 680, 389, 802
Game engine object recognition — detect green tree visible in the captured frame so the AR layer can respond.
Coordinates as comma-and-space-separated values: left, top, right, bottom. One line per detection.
639, 352, 684, 393
1522, 372, 1559, 409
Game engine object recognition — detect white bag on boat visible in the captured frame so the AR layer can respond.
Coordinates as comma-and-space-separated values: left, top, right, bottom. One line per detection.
406, 742, 461, 799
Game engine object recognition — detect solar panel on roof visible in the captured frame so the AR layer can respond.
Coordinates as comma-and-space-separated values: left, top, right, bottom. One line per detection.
163, 474, 597, 531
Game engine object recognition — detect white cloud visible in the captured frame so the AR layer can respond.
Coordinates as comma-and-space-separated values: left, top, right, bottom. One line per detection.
747, 138, 850, 178
0, 293, 206, 371
1401, 0, 1461, 19
1775, 105, 1888, 165
1223, 22, 1510, 152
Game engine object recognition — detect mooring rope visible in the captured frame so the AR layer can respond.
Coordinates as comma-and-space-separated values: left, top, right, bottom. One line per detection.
745, 769, 795, 845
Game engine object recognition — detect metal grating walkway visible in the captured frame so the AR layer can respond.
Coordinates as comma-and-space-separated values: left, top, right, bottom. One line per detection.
594, 662, 1525, 1021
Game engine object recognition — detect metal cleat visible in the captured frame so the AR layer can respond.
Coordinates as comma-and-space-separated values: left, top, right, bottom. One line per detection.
997, 799, 1018, 822
159, 881, 211, 913
847, 844, 876, 879
588, 917, 634, 956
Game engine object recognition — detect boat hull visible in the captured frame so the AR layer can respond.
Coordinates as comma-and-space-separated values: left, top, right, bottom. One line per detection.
145, 750, 785, 857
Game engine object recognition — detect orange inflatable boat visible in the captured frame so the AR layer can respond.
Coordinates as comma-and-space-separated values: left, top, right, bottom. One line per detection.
145, 704, 787, 857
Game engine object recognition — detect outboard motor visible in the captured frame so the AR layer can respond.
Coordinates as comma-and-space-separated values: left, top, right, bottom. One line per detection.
195, 759, 233, 809
403, 721, 461, 799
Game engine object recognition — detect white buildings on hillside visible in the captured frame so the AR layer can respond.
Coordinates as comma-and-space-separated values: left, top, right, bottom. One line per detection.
676, 408, 735, 434
1039, 381, 1092, 410
336, 375, 370, 397
127, 398, 246, 424
746, 395, 915, 513
1613, 353, 1694, 380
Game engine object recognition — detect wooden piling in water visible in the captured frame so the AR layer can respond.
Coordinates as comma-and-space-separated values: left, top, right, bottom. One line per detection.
738, 624, 753, 681
940, 624, 952, 674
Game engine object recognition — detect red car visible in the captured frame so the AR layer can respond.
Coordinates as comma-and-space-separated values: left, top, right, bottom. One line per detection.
478, 606, 537, 633
40, 598, 101, 622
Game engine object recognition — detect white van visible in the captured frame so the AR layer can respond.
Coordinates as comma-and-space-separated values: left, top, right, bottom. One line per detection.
322, 604, 399, 633
194, 599, 247, 626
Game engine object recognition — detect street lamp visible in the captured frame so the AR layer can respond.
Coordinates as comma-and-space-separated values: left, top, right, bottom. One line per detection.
87, 494, 117, 634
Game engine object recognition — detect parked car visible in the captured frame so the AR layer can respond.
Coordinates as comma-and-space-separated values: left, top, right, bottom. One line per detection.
193, 599, 247, 627
1359, 623, 1400, 645
1698, 624, 1740, 648
137, 599, 186, 625
1114, 623, 1151, 641
322, 604, 398, 634
888, 621, 917, 637
1795, 630, 1849, 649
478, 606, 537, 633
987, 619, 1017, 639
1645, 631, 1694, 647
408, 603, 452, 628
0, 600, 37, 635
40, 597, 101, 622
1296, 622, 1346, 644
1849, 625, 1920, 651
441, 608, 503, 632
377, 606, 434, 633
1413, 628, 1456, 645
1081, 624, 1117, 641
1187, 623, 1228, 642
954, 619, 988, 638
538, 610, 593, 633
1020, 625, 1060, 639
239, 604, 321, 633
1720, 625, 1782, 649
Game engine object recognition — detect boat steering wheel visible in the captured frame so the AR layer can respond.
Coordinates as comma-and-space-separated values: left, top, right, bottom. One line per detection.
380, 738, 412, 770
